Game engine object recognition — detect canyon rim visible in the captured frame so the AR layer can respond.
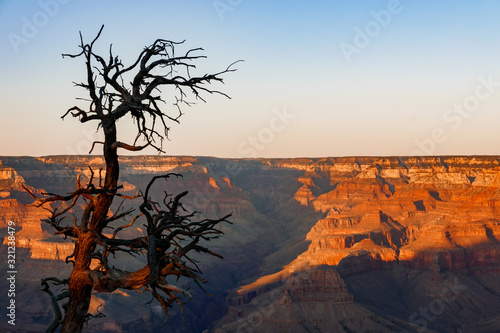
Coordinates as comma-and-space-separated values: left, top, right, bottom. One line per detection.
1, 155, 500, 332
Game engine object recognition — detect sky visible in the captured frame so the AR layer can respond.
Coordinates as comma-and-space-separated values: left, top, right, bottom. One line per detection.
1, 0, 500, 158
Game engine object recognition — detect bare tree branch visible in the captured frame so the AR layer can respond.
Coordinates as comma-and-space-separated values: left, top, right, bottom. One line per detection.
33, 25, 237, 332
41, 277, 70, 333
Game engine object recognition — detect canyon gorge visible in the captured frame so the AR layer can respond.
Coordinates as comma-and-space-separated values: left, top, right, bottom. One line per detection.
1, 156, 500, 332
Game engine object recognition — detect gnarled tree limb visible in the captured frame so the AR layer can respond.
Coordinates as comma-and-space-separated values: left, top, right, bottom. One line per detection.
33, 24, 237, 332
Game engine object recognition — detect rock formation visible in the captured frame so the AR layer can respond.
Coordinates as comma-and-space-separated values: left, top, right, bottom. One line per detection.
1, 156, 500, 332
217, 156, 500, 332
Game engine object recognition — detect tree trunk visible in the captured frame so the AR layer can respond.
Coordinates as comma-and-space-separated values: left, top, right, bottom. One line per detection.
59, 232, 94, 332
60, 119, 119, 332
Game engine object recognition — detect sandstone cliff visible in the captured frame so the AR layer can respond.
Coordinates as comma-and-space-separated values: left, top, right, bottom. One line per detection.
217, 156, 500, 332
2, 156, 500, 333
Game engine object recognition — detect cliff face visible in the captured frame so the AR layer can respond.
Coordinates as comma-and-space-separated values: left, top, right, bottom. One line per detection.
236, 157, 500, 284
0, 160, 56, 255
218, 267, 407, 333
2, 156, 500, 332
0, 156, 323, 333
218, 156, 500, 333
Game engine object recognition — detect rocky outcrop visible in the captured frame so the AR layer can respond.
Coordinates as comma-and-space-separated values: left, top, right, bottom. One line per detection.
29, 239, 74, 260
279, 267, 353, 304
217, 267, 409, 333
222, 156, 500, 332
2, 155, 500, 333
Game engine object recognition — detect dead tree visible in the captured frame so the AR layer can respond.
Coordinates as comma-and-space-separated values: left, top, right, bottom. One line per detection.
25, 25, 237, 333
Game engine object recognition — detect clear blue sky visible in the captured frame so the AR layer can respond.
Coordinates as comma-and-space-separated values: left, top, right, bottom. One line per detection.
1, 0, 500, 157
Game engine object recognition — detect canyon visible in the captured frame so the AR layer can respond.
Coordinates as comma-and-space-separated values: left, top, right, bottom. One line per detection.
1, 156, 500, 332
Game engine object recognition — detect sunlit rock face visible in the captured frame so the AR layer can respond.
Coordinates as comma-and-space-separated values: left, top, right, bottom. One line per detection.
218, 156, 500, 333
1, 156, 500, 332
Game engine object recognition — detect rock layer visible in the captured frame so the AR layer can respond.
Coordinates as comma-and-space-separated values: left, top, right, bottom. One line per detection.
1, 156, 500, 332
220, 156, 500, 332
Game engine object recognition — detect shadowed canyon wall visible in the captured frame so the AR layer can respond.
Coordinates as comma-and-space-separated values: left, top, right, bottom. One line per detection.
1, 156, 500, 332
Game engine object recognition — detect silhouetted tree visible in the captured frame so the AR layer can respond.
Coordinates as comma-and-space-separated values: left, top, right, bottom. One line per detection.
25, 25, 238, 333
